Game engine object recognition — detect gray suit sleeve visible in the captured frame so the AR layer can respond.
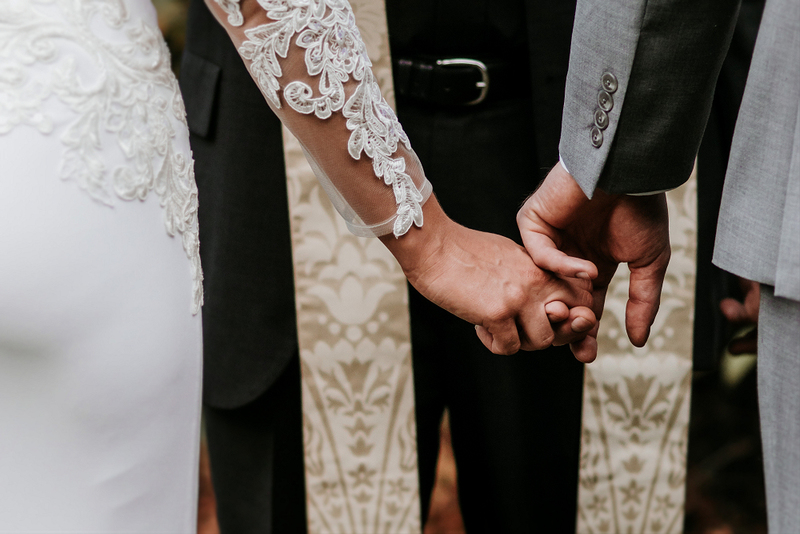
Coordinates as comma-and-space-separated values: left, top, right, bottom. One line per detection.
560, 0, 740, 197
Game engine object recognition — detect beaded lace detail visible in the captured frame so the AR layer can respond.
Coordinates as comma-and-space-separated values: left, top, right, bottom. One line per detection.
219, 0, 424, 237
0, 0, 203, 313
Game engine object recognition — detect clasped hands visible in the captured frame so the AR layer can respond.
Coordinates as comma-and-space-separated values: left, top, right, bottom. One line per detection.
382, 162, 671, 364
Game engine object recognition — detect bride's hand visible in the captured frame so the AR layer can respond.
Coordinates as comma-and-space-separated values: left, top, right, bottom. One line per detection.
380, 196, 597, 356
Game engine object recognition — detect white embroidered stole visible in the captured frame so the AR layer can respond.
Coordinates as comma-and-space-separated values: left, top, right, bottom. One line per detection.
576, 174, 697, 534
281, 0, 421, 531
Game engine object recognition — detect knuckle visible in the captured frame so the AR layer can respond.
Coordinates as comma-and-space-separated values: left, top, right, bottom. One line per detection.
487, 309, 511, 326
505, 283, 528, 307
576, 289, 593, 308
544, 331, 555, 346
494, 336, 519, 356
537, 330, 555, 349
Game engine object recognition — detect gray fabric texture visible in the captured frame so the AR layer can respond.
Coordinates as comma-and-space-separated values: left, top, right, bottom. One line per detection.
560, 0, 739, 198
560, 1, 800, 530
714, 0, 800, 301
775, 125, 800, 299
757, 285, 800, 534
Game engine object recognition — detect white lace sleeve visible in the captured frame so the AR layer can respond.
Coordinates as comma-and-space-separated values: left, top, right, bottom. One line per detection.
204, 0, 432, 237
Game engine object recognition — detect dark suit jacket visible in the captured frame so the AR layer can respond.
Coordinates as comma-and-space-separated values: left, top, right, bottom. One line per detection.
179, 0, 578, 408
180, 2, 297, 409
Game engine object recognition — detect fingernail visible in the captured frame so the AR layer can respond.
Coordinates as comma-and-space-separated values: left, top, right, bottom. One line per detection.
572, 317, 592, 332
576, 272, 590, 280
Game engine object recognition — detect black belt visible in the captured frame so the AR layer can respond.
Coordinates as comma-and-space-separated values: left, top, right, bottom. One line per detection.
393, 57, 531, 107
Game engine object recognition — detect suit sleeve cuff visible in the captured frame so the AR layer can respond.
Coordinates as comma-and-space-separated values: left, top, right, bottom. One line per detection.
558, 153, 674, 196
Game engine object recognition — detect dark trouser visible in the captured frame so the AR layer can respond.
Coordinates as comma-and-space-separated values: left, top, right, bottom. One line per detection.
410, 289, 584, 533
203, 355, 308, 534
400, 96, 585, 533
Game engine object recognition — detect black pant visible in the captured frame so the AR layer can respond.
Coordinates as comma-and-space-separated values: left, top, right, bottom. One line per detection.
400, 96, 585, 533
204, 355, 308, 534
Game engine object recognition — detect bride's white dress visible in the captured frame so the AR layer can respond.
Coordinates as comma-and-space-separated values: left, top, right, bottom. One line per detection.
0, 0, 203, 530
0, 0, 430, 529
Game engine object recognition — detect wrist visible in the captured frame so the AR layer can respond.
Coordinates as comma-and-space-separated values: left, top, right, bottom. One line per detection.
524, 163, 593, 228
379, 195, 454, 282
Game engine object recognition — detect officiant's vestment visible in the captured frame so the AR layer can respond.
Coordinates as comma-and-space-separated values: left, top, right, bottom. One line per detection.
559, 0, 799, 530
385, 2, 588, 532
180, 0, 584, 531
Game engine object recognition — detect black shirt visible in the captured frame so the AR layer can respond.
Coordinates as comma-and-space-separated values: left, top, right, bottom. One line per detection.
385, 0, 528, 58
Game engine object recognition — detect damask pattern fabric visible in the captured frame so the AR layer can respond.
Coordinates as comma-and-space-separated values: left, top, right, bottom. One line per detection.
278, 0, 421, 530
577, 177, 697, 534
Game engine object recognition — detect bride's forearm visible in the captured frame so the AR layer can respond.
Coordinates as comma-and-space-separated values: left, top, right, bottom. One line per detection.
203, 0, 431, 238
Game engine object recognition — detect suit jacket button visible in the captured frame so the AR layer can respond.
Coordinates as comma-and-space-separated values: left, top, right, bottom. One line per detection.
602, 72, 618, 93
594, 109, 609, 130
591, 126, 603, 147
598, 90, 613, 112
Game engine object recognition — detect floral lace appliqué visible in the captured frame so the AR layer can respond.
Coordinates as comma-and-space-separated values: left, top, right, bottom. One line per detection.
213, 0, 244, 26
0, 0, 203, 313
236, 0, 424, 237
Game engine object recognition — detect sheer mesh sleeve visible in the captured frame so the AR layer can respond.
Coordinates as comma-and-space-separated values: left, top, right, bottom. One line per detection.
204, 0, 432, 237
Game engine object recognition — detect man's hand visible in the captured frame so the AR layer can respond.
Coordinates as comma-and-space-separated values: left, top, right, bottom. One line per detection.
517, 163, 671, 361
720, 277, 760, 355
381, 195, 597, 357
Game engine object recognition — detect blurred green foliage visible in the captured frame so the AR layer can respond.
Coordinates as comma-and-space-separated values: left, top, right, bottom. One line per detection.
153, 0, 190, 73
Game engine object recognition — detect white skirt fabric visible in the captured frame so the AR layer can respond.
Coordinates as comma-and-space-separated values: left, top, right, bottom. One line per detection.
0, 1, 203, 530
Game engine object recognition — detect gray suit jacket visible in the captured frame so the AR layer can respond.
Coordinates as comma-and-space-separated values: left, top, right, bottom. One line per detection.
559, 0, 739, 196
559, 0, 798, 302
713, 0, 800, 301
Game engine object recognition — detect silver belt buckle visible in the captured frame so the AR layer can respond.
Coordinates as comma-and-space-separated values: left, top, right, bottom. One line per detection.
436, 58, 489, 106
